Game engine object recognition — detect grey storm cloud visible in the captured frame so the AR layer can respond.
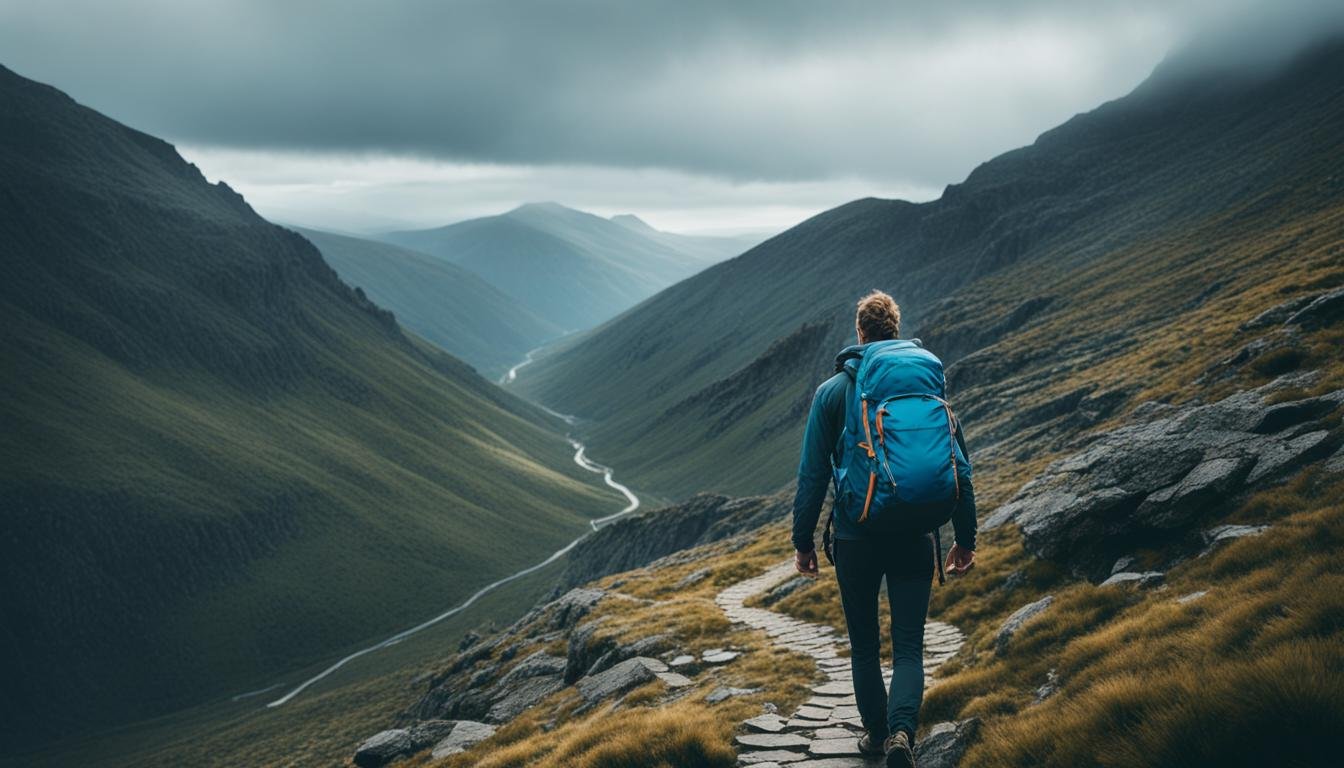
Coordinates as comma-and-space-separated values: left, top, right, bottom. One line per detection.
2, 0, 1341, 186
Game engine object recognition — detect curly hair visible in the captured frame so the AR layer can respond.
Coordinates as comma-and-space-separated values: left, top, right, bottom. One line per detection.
856, 290, 901, 342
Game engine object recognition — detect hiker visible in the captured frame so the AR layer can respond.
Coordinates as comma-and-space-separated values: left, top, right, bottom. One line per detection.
791, 290, 977, 768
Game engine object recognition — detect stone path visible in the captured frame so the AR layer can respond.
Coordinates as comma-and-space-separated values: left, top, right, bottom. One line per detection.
715, 562, 965, 767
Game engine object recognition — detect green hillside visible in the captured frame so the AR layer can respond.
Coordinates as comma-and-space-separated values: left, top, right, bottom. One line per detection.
517, 39, 1344, 501
0, 64, 615, 745
292, 226, 561, 379
382, 202, 757, 332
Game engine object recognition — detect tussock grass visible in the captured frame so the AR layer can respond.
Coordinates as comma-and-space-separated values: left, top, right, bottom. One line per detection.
414, 522, 819, 767
931, 475, 1344, 767
429, 704, 738, 768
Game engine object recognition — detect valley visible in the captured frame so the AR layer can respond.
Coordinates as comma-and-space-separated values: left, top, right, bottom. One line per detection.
3, 24, 1343, 768
380, 203, 762, 333
0, 63, 626, 750
264, 366, 644, 710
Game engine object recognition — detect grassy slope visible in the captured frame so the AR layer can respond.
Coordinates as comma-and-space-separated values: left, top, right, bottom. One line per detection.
399, 201, 1344, 766
381, 203, 747, 332
10, 561, 562, 768
515, 40, 1344, 502
9, 42, 1343, 768
292, 226, 561, 379
420, 524, 814, 768
0, 64, 614, 743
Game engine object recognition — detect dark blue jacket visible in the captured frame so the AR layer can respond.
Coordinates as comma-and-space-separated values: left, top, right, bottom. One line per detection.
790, 340, 977, 553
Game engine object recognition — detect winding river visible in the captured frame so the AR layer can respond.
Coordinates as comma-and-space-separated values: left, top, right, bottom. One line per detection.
265, 351, 639, 708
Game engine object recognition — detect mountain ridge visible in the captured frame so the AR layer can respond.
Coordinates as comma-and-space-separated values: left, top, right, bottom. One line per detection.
0, 62, 615, 744
516, 37, 1344, 501
380, 201, 760, 332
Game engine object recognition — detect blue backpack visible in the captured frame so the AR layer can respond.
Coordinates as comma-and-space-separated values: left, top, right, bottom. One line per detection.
829, 340, 968, 576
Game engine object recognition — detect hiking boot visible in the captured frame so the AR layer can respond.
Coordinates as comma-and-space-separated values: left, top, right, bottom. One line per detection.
857, 730, 886, 756
883, 731, 916, 768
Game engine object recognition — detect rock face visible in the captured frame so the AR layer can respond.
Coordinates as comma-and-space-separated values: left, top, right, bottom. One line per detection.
549, 493, 786, 595
995, 596, 1054, 655
986, 377, 1341, 576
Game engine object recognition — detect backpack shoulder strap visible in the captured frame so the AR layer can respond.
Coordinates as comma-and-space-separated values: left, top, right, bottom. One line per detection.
824, 362, 857, 565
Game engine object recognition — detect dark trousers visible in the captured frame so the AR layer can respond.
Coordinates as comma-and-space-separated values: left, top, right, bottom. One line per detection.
833, 533, 934, 741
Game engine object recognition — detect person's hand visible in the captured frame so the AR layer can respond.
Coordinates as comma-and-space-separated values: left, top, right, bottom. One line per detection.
945, 544, 975, 576
795, 548, 819, 578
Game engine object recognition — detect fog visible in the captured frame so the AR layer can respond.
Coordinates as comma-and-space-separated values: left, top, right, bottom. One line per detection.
2, 0, 1339, 232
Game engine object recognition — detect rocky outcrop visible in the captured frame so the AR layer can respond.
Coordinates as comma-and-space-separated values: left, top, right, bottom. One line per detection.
430, 721, 496, 759
575, 657, 665, 707
353, 730, 413, 768
549, 493, 787, 595
986, 376, 1341, 576
353, 719, 494, 766
1284, 287, 1344, 330
916, 718, 981, 768
484, 651, 567, 722
408, 589, 607, 723
366, 578, 716, 764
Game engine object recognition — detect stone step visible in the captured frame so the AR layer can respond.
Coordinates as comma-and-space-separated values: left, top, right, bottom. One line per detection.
720, 560, 965, 767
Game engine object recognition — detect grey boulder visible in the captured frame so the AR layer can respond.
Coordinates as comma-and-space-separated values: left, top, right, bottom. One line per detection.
407, 719, 456, 750
916, 718, 981, 768
431, 720, 497, 759
576, 656, 666, 706
1201, 524, 1269, 553
353, 729, 413, 768
995, 596, 1053, 655
485, 672, 565, 722
1100, 571, 1165, 589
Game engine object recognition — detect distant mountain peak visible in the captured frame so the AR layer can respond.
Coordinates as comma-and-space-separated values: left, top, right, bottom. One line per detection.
610, 213, 656, 232
508, 201, 579, 216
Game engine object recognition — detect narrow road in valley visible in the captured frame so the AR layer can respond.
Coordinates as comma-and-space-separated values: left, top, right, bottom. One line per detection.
264, 350, 640, 708
717, 562, 965, 763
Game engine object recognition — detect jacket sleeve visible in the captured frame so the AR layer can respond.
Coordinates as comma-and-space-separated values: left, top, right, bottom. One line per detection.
951, 421, 978, 551
791, 375, 845, 552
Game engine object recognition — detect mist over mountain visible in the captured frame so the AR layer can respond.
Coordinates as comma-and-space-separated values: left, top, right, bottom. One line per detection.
292, 226, 561, 379
0, 64, 613, 744
381, 202, 760, 332
518, 37, 1344, 500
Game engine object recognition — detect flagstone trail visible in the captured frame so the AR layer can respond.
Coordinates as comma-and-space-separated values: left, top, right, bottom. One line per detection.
716, 562, 965, 767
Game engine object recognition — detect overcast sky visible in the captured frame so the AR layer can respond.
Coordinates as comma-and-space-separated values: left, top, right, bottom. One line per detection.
2, 0, 1340, 234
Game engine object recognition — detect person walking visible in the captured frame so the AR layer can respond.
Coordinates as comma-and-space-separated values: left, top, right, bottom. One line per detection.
791, 290, 977, 768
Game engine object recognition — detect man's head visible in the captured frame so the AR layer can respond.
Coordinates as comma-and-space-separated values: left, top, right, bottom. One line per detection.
855, 290, 901, 344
